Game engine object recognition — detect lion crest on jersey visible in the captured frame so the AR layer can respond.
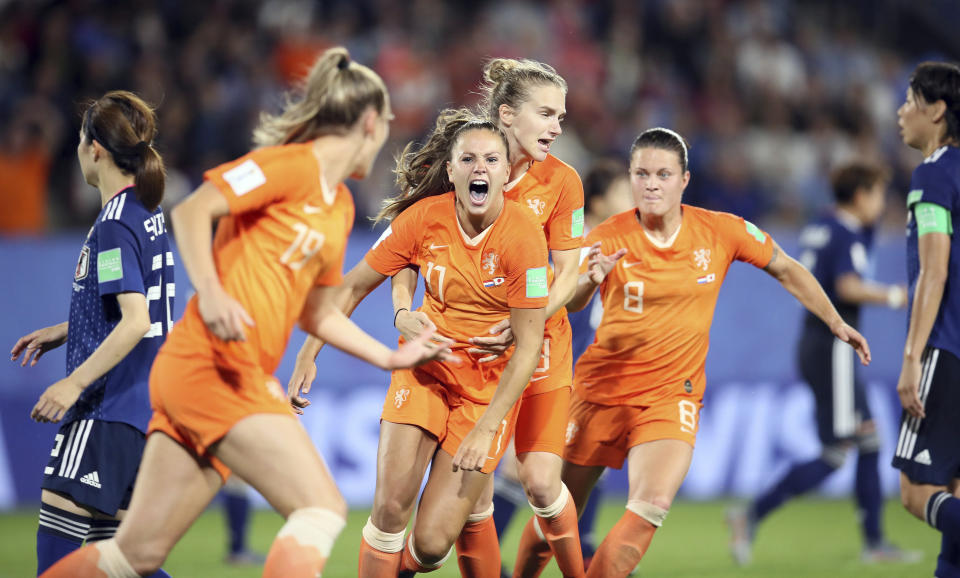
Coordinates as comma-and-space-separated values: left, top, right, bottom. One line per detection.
693, 248, 711, 271
527, 198, 546, 216
482, 251, 500, 275
394, 388, 410, 409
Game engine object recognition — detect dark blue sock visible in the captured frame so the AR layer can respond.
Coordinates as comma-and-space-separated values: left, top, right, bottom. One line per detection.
578, 487, 601, 558
854, 450, 883, 546
938, 532, 960, 578
928, 493, 960, 542
492, 476, 526, 538
223, 491, 251, 554
36, 503, 90, 575
751, 458, 836, 522
86, 518, 120, 543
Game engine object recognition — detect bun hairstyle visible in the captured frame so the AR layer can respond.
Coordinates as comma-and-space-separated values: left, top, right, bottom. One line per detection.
253, 47, 388, 147
81, 91, 165, 211
479, 58, 567, 122
376, 108, 509, 224
909, 61, 960, 146
630, 127, 690, 172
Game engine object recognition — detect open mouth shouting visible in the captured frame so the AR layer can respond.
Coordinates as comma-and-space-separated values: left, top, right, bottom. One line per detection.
469, 180, 489, 206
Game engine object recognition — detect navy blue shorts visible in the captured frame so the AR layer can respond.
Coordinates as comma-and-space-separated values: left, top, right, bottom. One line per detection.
41, 419, 145, 516
798, 331, 872, 446
892, 347, 960, 486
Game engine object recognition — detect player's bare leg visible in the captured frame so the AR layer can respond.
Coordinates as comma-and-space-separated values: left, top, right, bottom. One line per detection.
42, 432, 223, 577
363, 421, 437, 577
586, 440, 692, 578
405, 446, 491, 574
216, 414, 347, 578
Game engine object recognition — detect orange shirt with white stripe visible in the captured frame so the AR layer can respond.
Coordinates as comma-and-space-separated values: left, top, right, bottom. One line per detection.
574, 205, 774, 406
160, 143, 354, 376
365, 192, 549, 404
505, 154, 584, 393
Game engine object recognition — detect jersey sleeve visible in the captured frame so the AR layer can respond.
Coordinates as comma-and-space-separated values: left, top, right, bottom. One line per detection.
718, 212, 775, 269
96, 219, 145, 297
544, 168, 586, 251
503, 216, 550, 308
909, 162, 957, 212
364, 207, 420, 277
204, 149, 310, 215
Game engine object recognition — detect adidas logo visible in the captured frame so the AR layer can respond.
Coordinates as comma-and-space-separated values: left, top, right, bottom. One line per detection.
80, 471, 102, 489
914, 449, 932, 466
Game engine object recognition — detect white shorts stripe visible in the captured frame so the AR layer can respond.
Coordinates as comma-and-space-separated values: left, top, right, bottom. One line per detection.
68, 420, 94, 480
832, 338, 855, 438
57, 422, 80, 477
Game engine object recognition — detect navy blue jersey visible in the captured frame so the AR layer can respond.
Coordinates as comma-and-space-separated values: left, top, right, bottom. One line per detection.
906, 145, 960, 360
569, 294, 603, 362
798, 211, 875, 332
64, 187, 174, 432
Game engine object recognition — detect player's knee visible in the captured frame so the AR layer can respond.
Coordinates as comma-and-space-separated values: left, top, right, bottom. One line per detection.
372, 495, 413, 533
898, 478, 928, 520
626, 499, 669, 527
409, 530, 454, 567
821, 443, 850, 469
522, 470, 562, 507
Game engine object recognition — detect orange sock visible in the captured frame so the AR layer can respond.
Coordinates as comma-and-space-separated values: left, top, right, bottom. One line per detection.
536, 495, 585, 577
264, 507, 345, 578
41, 540, 138, 578
585, 510, 657, 578
455, 513, 501, 578
512, 517, 553, 578
359, 518, 404, 578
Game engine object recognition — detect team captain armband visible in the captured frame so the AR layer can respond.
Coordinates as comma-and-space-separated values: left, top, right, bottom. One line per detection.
915, 202, 953, 236
526, 267, 548, 298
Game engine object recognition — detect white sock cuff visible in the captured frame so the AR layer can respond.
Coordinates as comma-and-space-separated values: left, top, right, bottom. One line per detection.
278, 507, 347, 558
466, 503, 495, 524
532, 516, 546, 540
362, 518, 405, 553
408, 533, 453, 569
95, 539, 139, 578
530, 483, 570, 519
626, 500, 668, 527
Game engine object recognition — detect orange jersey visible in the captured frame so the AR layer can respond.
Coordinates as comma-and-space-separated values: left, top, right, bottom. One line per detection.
365, 193, 549, 403
574, 205, 774, 405
506, 154, 584, 392
161, 143, 354, 376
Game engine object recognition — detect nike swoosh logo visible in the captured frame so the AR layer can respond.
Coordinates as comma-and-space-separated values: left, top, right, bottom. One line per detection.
429, 244, 447, 250
304, 204, 324, 214
529, 375, 550, 382
623, 261, 643, 268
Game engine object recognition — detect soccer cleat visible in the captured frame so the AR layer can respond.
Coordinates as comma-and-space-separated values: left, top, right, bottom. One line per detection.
225, 549, 267, 566
725, 506, 755, 566
860, 542, 923, 564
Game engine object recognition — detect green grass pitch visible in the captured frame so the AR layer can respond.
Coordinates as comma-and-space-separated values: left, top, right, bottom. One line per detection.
0, 498, 938, 577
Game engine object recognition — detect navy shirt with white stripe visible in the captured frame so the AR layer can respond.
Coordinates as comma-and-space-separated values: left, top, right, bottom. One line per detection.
906, 145, 960, 360
798, 210, 875, 334
64, 187, 174, 432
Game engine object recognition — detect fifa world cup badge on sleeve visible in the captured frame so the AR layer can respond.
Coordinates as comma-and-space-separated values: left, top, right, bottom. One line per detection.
98, 248, 123, 282
526, 267, 548, 298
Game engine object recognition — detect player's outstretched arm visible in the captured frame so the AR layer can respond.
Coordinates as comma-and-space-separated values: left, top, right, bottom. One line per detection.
290, 261, 391, 412
453, 306, 545, 472
31, 293, 150, 423
11, 322, 69, 367
566, 242, 627, 312
897, 230, 950, 419
835, 273, 908, 309
764, 239, 871, 365
171, 182, 254, 342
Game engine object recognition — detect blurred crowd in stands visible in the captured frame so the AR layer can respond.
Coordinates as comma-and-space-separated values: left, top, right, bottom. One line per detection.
1, 0, 958, 234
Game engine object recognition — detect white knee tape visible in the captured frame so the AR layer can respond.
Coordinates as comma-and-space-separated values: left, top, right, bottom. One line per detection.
530, 483, 570, 520
626, 500, 668, 527
94, 539, 139, 578
362, 518, 405, 553
278, 507, 346, 558
407, 533, 453, 569
466, 503, 495, 524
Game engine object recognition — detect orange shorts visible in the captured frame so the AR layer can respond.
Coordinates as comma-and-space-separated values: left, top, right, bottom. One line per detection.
147, 350, 294, 481
514, 387, 571, 456
524, 316, 573, 397
563, 389, 702, 469
381, 368, 520, 474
